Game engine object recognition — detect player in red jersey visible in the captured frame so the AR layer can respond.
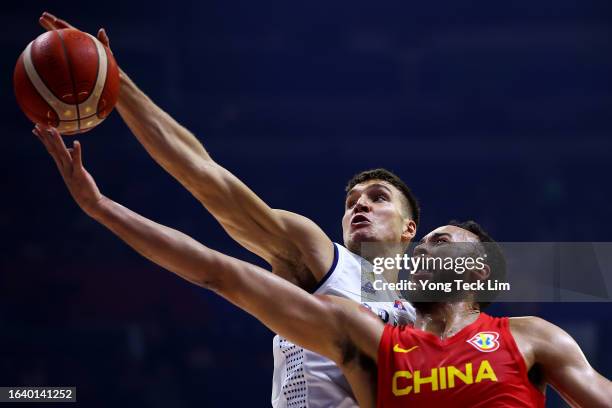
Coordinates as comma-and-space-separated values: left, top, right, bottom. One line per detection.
34, 126, 611, 407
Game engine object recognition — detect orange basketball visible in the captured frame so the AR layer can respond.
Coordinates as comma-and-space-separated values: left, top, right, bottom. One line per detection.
13, 28, 120, 135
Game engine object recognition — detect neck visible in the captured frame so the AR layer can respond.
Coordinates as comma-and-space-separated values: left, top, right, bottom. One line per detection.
413, 301, 481, 339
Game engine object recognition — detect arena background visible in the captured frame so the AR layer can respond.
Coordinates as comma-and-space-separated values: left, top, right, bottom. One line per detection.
1, 1, 611, 406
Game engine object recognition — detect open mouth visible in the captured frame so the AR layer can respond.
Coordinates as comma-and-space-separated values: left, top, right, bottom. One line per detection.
351, 214, 370, 226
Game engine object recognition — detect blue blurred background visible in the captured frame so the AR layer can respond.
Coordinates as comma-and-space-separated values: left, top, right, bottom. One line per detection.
2, 1, 611, 406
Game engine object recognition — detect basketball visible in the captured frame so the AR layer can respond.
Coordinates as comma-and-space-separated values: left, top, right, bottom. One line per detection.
13, 28, 119, 135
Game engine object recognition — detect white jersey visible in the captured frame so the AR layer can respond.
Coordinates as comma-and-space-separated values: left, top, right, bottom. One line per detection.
271, 243, 415, 408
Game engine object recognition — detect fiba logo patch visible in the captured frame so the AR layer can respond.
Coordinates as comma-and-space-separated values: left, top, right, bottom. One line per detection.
467, 332, 500, 352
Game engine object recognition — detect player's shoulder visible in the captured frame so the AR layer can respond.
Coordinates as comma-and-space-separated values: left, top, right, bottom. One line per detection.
509, 316, 574, 349
510, 315, 560, 328
509, 315, 546, 328
509, 316, 555, 335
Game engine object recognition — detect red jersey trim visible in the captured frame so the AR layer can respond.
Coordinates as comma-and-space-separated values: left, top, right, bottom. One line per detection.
404, 312, 487, 347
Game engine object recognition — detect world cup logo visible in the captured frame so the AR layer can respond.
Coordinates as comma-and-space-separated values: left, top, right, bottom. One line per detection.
467, 332, 500, 352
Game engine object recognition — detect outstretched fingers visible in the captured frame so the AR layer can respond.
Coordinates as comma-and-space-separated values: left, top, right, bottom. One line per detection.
38, 15, 54, 31
72, 140, 84, 170
39, 13, 111, 56
36, 126, 73, 173
39, 12, 74, 31
33, 126, 61, 169
48, 127, 73, 169
97, 28, 111, 48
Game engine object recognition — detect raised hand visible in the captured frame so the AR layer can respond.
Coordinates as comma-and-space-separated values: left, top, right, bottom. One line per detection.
33, 125, 104, 216
39, 11, 112, 51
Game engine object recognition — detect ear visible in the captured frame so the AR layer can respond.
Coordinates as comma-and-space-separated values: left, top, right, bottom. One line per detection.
471, 264, 491, 281
401, 219, 417, 242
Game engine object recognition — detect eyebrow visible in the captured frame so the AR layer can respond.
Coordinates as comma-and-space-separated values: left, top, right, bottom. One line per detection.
346, 183, 393, 200
418, 232, 452, 245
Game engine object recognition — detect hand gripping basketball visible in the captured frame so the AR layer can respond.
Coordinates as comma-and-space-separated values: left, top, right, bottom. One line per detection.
13, 13, 120, 134
39, 12, 113, 54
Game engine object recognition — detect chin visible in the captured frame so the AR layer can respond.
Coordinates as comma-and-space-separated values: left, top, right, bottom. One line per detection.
351, 227, 382, 242
346, 233, 384, 256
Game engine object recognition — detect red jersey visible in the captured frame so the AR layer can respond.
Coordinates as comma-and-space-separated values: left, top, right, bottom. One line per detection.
377, 313, 545, 408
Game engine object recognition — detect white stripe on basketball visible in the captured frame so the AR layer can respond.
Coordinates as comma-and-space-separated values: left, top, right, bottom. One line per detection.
23, 40, 76, 122
78, 34, 107, 122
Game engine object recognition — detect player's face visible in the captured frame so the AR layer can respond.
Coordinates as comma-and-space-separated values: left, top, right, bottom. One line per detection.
408, 226, 487, 303
416, 226, 480, 255
342, 180, 414, 253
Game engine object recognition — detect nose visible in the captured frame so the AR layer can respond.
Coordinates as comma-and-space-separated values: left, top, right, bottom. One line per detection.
354, 197, 371, 213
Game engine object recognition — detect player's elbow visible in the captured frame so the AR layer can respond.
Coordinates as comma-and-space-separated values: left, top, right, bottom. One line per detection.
313, 295, 342, 316
311, 295, 355, 363
313, 296, 348, 331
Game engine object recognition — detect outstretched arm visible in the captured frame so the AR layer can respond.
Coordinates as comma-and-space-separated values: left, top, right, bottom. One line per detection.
32, 125, 350, 362
513, 317, 612, 408
38, 13, 334, 286
117, 77, 333, 285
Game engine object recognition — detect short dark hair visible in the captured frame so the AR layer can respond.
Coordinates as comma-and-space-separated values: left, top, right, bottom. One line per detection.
448, 220, 506, 309
345, 168, 420, 226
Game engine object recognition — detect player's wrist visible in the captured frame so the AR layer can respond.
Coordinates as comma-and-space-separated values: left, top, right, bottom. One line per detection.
116, 72, 142, 108
83, 195, 110, 219
118, 68, 129, 85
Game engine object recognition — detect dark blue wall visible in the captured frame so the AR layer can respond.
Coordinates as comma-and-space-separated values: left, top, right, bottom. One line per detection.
2, 1, 611, 406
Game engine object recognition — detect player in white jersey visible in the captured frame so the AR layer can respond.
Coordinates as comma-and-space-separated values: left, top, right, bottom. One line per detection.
39, 12, 420, 407
272, 243, 415, 407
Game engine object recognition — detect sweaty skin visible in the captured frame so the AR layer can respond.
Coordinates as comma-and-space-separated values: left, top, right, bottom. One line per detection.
33, 127, 612, 407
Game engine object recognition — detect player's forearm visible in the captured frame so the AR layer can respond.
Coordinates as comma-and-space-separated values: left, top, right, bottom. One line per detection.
221, 270, 346, 364
89, 195, 222, 289
115, 74, 251, 217
113, 73, 321, 271
86, 196, 342, 360
532, 318, 612, 408
116, 72, 212, 184
556, 374, 612, 408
